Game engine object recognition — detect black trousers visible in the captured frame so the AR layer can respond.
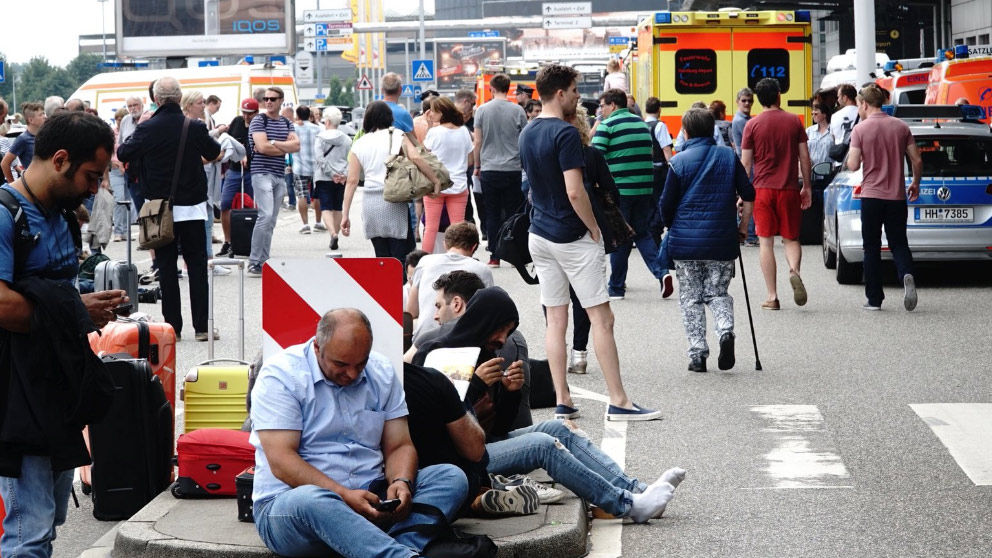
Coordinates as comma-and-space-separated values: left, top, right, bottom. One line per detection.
480, 170, 523, 257
861, 197, 914, 306
157, 219, 209, 336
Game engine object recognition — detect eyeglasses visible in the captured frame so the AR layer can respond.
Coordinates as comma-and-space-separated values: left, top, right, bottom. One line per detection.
739, 99, 753, 104
263, 97, 282, 102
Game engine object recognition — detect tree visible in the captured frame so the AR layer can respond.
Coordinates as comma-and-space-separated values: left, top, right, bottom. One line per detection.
16, 57, 59, 106
66, 53, 103, 89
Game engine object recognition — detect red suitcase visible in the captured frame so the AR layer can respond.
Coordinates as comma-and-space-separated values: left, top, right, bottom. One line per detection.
172, 428, 254, 498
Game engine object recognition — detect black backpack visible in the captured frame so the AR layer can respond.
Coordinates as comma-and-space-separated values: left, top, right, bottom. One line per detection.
392, 503, 498, 558
494, 202, 539, 285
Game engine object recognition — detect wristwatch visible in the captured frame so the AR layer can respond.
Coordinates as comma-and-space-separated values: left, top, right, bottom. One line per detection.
391, 477, 414, 494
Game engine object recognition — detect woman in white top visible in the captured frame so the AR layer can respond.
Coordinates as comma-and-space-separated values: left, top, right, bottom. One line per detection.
603, 58, 628, 93
421, 96, 473, 253
181, 90, 228, 275
805, 102, 834, 184
342, 101, 441, 263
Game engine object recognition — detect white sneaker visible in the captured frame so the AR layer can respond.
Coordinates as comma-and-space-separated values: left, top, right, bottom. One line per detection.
299, 225, 312, 234
212, 264, 232, 276
492, 475, 564, 505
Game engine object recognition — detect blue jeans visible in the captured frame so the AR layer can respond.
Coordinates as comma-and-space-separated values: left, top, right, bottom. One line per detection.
285, 172, 296, 208
254, 464, 467, 558
480, 170, 524, 257
249, 173, 287, 267
655, 230, 672, 276
609, 194, 663, 295
486, 421, 645, 517
861, 198, 914, 306
0, 456, 74, 558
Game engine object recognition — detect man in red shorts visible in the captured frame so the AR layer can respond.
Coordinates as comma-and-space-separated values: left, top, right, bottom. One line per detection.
740, 78, 812, 310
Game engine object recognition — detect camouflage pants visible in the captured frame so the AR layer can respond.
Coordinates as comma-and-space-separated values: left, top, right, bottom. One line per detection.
674, 260, 735, 359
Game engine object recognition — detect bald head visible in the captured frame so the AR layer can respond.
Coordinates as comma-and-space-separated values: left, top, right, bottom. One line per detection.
154, 77, 182, 106
315, 308, 373, 348
314, 309, 374, 386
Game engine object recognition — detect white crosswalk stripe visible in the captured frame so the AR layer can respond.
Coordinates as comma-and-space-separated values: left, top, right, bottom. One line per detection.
910, 403, 992, 486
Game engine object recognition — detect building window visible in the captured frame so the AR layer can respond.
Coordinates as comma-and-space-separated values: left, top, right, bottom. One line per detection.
966, 36, 977, 46
980, 34, 990, 45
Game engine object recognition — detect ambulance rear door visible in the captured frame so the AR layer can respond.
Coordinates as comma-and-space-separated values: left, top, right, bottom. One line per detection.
731, 23, 812, 125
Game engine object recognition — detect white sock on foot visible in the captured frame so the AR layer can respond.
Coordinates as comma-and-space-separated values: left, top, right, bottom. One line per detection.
629, 481, 675, 524
652, 468, 686, 518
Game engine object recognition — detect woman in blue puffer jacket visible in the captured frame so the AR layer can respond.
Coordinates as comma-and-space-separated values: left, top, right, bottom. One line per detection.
659, 108, 755, 374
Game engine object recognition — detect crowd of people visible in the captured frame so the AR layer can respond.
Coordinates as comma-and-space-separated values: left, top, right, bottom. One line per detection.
0, 56, 925, 558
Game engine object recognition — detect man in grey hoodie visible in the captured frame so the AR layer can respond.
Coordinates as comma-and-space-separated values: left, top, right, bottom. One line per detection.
313, 106, 353, 250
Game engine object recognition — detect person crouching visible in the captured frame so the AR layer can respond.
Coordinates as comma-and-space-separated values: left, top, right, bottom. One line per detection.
659, 108, 755, 373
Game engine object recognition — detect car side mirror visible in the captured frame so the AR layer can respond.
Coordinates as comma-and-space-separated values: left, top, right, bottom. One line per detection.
812, 162, 833, 176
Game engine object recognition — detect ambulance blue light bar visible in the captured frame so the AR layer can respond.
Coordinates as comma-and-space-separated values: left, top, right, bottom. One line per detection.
883, 104, 985, 121
795, 10, 811, 22
655, 12, 672, 24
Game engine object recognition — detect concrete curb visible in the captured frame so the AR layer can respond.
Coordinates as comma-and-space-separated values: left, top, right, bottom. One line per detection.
110, 488, 588, 558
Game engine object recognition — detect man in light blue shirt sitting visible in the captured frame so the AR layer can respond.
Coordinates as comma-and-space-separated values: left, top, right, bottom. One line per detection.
250, 308, 468, 558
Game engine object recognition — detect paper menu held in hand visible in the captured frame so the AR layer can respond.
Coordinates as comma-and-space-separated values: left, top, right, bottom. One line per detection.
422, 347, 481, 400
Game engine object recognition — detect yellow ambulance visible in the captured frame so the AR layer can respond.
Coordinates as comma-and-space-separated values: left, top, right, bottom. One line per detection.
634, 9, 813, 138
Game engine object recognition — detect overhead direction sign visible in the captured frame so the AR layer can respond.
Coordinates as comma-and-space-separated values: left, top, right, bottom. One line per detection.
412, 59, 434, 82
305, 38, 332, 52
542, 2, 592, 16
357, 74, 374, 91
303, 9, 351, 22
542, 16, 592, 30
468, 31, 500, 38
608, 37, 630, 45
305, 22, 353, 38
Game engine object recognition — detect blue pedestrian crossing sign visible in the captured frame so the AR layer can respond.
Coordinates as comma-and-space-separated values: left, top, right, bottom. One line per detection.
0, 61, 5, 84
411, 59, 434, 82
401, 85, 422, 98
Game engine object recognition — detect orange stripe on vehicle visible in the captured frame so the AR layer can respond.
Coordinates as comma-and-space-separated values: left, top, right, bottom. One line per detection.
101, 98, 126, 103
732, 33, 805, 51
80, 76, 241, 90
249, 77, 295, 85
658, 32, 731, 51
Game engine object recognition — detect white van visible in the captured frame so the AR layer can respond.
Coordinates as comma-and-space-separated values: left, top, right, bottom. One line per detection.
70, 64, 298, 126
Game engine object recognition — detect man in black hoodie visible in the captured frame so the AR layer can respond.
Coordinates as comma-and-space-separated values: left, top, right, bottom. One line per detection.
0, 111, 125, 558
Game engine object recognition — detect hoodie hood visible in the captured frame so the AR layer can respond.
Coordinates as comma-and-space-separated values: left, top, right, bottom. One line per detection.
317, 128, 350, 145
413, 287, 519, 367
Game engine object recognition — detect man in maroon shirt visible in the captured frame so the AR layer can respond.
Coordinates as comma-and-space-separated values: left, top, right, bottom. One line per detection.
847, 84, 922, 311
741, 78, 812, 311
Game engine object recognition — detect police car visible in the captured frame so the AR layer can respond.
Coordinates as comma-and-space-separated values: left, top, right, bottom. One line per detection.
819, 104, 992, 284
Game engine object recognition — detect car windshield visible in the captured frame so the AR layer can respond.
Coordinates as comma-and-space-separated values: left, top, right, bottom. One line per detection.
913, 137, 992, 177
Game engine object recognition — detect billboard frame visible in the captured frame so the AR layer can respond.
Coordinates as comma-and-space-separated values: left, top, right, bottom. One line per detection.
434, 37, 508, 93
116, 0, 296, 58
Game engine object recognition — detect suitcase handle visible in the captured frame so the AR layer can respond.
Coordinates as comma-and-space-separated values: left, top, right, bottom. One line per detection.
207, 259, 246, 362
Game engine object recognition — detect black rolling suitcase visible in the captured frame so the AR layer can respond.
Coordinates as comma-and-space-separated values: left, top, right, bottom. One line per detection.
230, 174, 256, 257
88, 355, 174, 520
94, 201, 139, 314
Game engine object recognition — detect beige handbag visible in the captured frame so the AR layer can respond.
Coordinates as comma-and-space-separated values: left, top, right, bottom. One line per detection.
138, 118, 190, 250
383, 128, 452, 203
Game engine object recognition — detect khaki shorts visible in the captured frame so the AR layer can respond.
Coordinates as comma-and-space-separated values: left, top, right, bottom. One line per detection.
529, 232, 609, 309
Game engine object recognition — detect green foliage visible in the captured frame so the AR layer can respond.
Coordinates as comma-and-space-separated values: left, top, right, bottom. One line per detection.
0, 53, 107, 111
325, 75, 357, 107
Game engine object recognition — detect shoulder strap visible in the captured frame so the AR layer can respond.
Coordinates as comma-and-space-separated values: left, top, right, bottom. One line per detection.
0, 188, 32, 269
168, 118, 191, 202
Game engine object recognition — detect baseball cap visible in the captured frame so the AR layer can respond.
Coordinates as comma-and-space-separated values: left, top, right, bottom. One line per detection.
240, 98, 259, 113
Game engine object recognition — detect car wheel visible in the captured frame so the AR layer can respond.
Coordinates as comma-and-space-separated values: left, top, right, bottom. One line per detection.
836, 247, 862, 285
823, 216, 837, 269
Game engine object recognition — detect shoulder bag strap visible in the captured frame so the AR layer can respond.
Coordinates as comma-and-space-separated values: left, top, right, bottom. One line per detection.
168, 118, 191, 202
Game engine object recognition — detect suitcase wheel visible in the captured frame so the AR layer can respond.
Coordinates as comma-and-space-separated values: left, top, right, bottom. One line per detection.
171, 482, 185, 499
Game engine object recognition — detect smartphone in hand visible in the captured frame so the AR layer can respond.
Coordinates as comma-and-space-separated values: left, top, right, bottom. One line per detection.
374, 498, 401, 512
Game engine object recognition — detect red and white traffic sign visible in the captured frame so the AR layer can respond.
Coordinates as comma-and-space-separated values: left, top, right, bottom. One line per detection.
261, 258, 403, 375
356, 74, 374, 91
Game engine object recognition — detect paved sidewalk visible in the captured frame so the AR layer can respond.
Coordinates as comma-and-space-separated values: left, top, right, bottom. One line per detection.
94, 486, 587, 558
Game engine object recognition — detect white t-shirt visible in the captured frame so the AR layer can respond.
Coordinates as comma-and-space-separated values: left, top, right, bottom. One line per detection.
350, 128, 396, 190
412, 253, 494, 339
830, 105, 859, 144
424, 125, 473, 195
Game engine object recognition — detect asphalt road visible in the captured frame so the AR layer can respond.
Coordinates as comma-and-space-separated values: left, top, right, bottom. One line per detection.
53, 191, 992, 558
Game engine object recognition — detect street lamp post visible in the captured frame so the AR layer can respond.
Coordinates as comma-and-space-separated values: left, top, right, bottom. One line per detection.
98, 0, 109, 62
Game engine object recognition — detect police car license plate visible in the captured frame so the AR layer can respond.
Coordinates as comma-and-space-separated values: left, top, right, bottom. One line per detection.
915, 207, 973, 223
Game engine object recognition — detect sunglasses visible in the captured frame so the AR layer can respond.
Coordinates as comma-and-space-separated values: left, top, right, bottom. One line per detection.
263, 97, 282, 102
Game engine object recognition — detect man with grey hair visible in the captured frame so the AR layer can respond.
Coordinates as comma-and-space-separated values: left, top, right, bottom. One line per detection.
660, 108, 754, 373
380, 73, 413, 133
314, 106, 352, 249
110, 95, 144, 239
250, 308, 468, 558
44, 96, 65, 117
118, 76, 222, 342
64, 99, 86, 112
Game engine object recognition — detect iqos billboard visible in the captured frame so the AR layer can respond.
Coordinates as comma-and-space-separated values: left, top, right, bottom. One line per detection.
117, 0, 294, 57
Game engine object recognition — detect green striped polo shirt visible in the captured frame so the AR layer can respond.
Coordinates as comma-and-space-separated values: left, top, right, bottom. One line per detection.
591, 108, 654, 196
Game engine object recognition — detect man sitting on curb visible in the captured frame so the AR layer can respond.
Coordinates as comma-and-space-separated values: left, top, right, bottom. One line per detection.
412, 287, 686, 523
405, 270, 532, 431
250, 308, 468, 558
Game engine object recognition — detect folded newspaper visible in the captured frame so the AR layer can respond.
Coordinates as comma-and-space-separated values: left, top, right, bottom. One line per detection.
422, 347, 481, 399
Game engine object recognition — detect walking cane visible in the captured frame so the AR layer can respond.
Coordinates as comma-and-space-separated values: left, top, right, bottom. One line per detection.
738, 252, 763, 371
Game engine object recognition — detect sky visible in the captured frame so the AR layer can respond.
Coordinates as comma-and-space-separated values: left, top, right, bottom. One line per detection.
2, 0, 427, 67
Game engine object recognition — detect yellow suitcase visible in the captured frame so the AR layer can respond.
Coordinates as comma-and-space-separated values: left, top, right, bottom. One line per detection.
181, 259, 251, 433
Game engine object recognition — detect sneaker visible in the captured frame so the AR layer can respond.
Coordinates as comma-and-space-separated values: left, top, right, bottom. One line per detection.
313, 222, 327, 232
554, 404, 580, 420
688, 356, 707, 373
862, 302, 882, 311
476, 485, 539, 516
139, 269, 159, 285
761, 299, 780, 311
567, 349, 587, 374
789, 271, 808, 306
212, 264, 232, 276
299, 225, 312, 234
218, 242, 231, 258
608, 290, 625, 301
492, 475, 565, 505
660, 273, 674, 299
246, 265, 263, 277
211, 235, 223, 244
606, 403, 662, 422
487, 258, 500, 268
717, 332, 735, 371
330, 235, 339, 250
194, 329, 220, 342
903, 274, 918, 311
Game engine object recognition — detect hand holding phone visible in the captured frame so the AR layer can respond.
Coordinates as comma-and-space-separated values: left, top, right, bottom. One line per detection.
374, 498, 401, 512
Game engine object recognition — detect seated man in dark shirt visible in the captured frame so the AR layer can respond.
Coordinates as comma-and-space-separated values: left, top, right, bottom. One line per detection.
412, 287, 687, 524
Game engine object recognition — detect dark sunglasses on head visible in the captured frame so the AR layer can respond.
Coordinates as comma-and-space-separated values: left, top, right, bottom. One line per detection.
263, 96, 281, 102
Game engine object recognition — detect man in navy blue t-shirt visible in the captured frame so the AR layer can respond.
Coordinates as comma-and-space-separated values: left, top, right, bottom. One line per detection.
518, 65, 660, 423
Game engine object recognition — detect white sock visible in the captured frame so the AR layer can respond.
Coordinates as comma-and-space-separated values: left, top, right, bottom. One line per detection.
629, 481, 675, 524
652, 468, 686, 518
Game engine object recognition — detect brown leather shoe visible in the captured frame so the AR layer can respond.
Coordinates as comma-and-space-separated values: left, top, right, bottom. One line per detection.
761, 299, 781, 311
